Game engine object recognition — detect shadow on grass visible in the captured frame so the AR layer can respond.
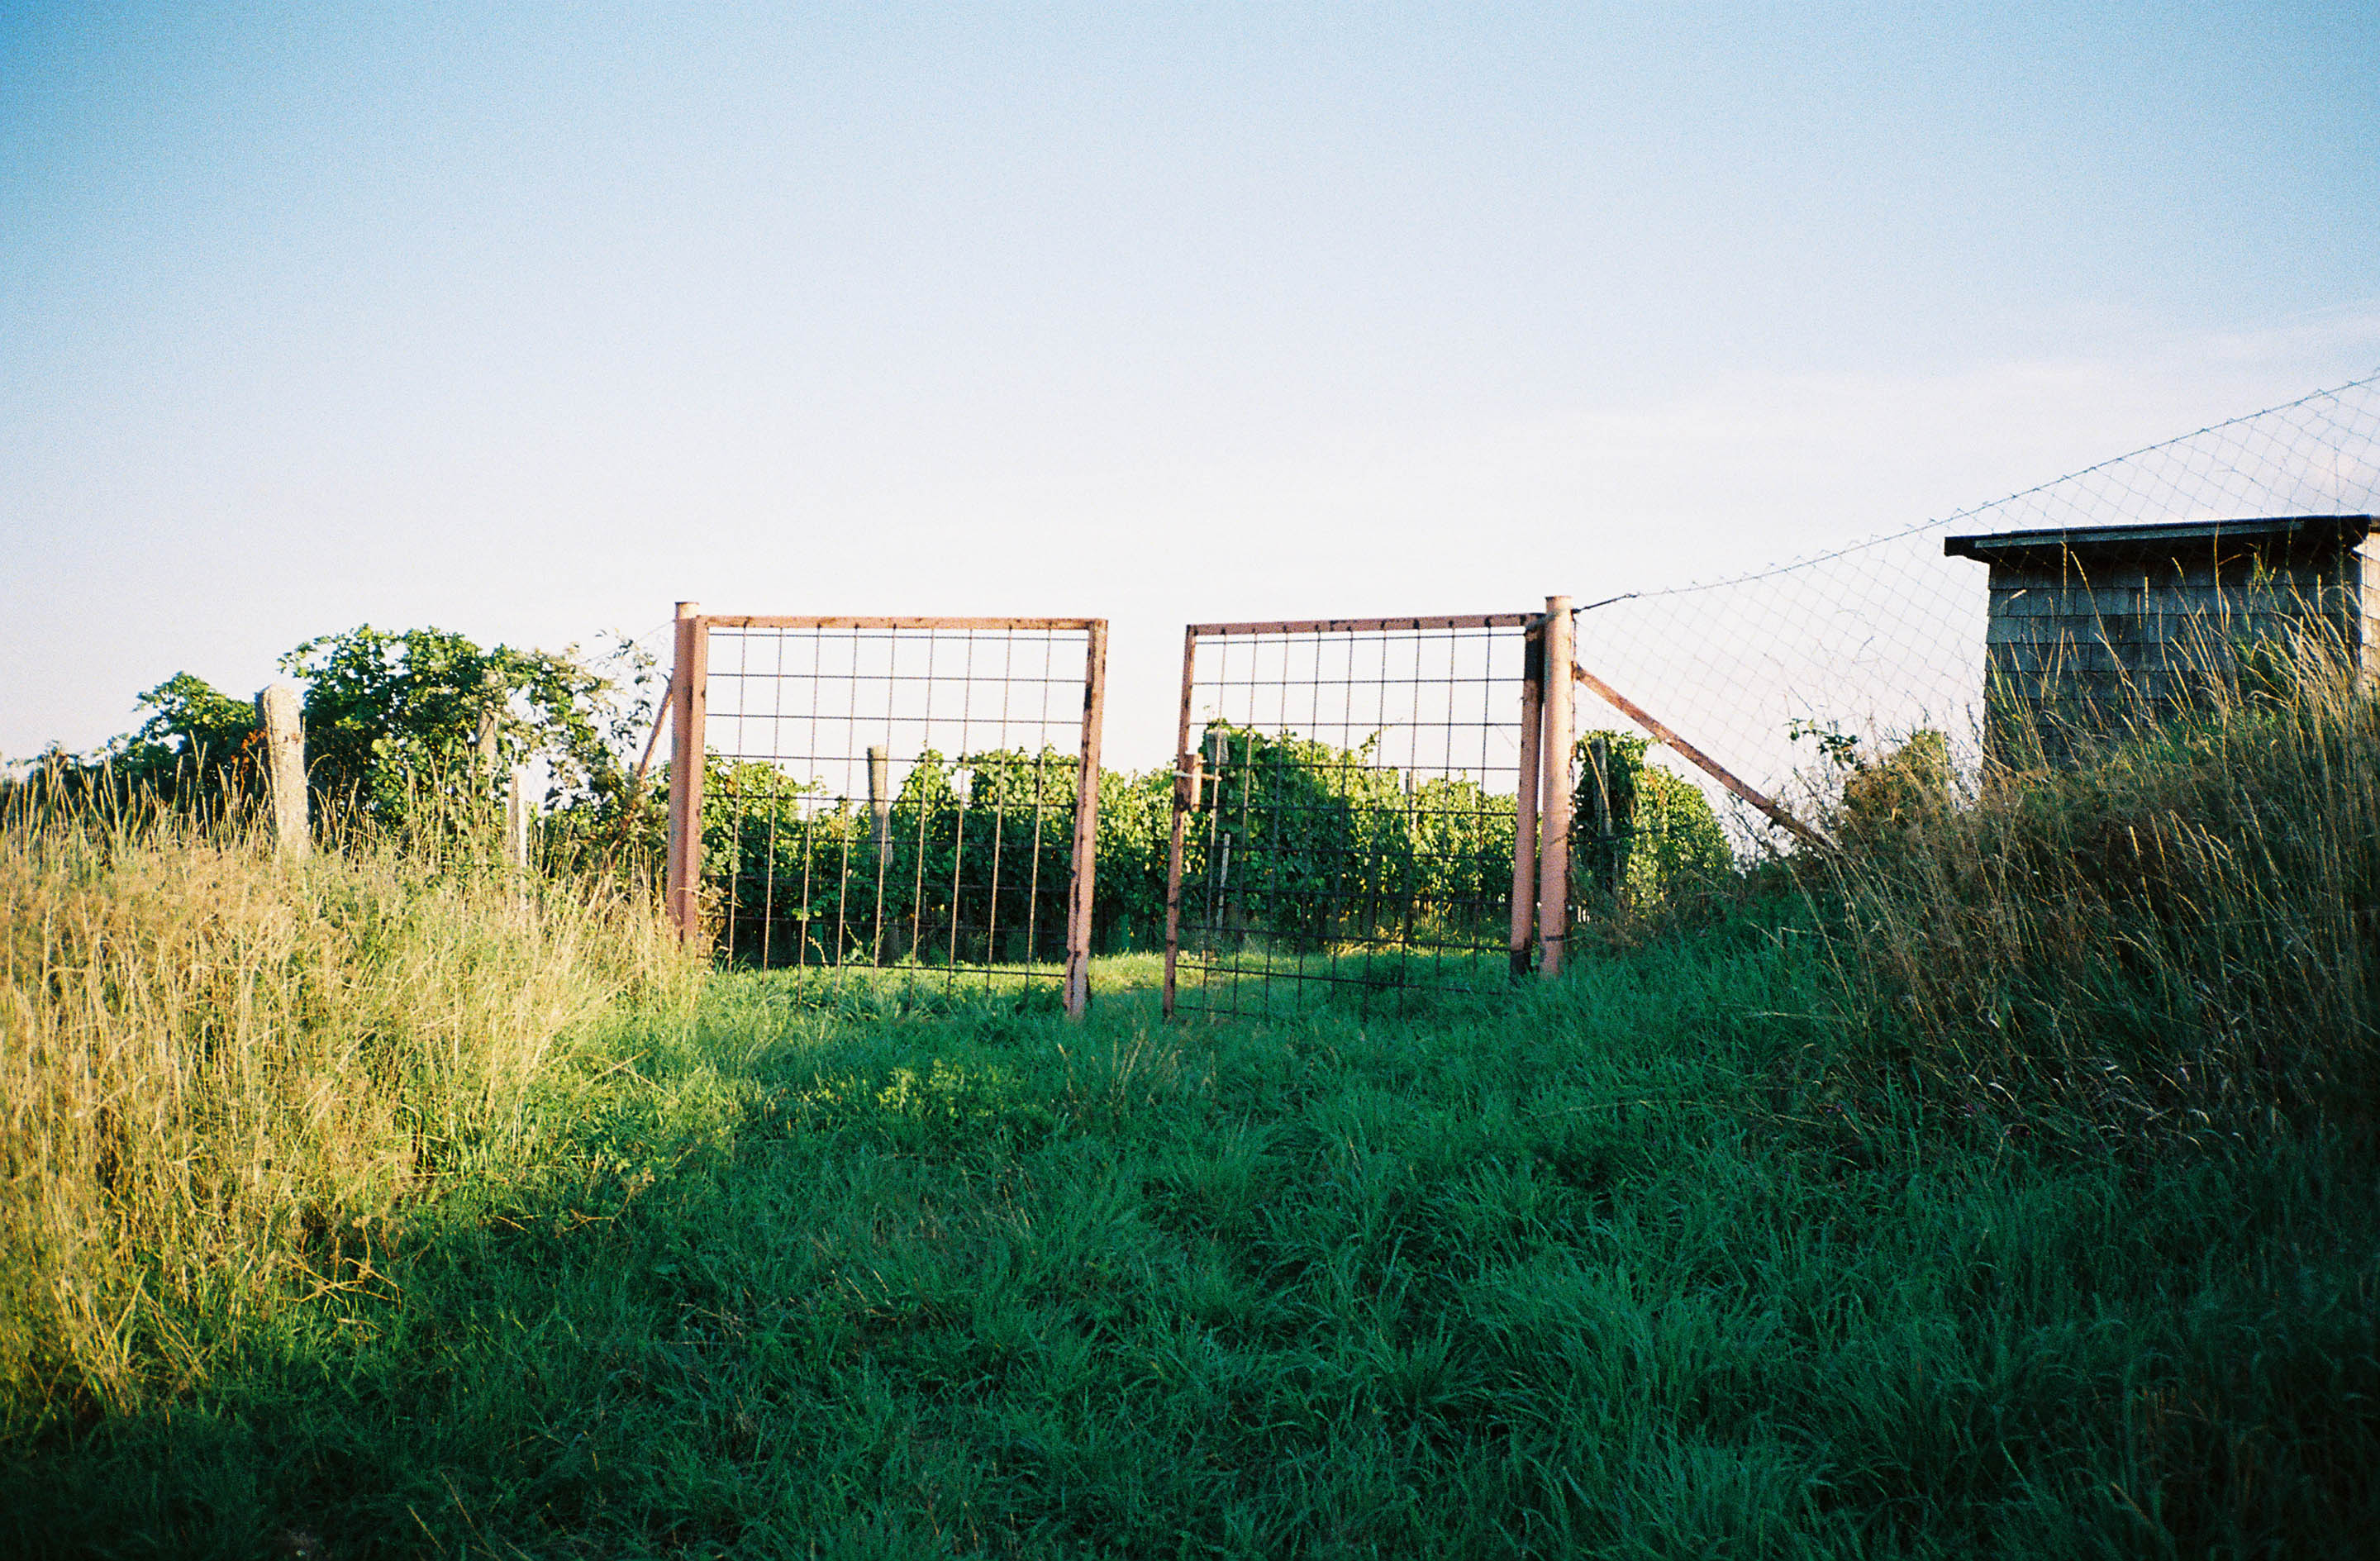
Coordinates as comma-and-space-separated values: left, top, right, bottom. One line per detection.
11, 948, 2380, 1559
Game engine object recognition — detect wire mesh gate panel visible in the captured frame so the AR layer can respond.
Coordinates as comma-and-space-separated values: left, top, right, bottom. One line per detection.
665, 612, 1107, 1015
1161, 613, 1556, 1020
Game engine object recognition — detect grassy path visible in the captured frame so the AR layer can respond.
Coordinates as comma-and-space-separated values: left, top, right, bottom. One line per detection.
9, 941, 2379, 1558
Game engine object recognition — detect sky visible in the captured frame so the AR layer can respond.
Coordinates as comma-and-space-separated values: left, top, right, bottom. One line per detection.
4, 2, 2378, 770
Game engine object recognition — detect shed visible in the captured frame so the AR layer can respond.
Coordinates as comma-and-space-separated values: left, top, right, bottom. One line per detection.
1942, 514, 2377, 753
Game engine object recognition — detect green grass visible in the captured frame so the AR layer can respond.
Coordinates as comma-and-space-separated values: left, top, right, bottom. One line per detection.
9, 928, 2377, 1558
13, 645, 2380, 1558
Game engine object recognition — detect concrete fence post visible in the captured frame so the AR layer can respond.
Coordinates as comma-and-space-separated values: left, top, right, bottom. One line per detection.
866, 745, 892, 853
505, 766, 531, 871
255, 683, 309, 858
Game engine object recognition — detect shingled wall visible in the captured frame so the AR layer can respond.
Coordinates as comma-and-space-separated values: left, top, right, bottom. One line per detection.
1945, 515, 2376, 755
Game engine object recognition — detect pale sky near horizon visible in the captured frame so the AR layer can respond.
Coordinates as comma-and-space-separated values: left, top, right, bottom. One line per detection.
5, 2, 2378, 770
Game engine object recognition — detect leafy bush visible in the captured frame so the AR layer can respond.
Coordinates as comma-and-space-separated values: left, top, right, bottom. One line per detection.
106, 626, 651, 816
39, 625, 666, 874
1840, 726, 1953, 841
1178, 724, 1516, 954
704, 747, 1086, 968
1572, 730, 1731, 916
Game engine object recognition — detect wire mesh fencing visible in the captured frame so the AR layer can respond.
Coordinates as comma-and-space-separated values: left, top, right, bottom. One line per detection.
1566, 369, 2380, 845
666, 614, 1107, 1013
647, 371, 2380, 1021
1161, 614, 1554, 1021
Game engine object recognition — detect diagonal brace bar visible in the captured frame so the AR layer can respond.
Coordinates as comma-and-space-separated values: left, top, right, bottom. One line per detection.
1570, 663, 1831, 851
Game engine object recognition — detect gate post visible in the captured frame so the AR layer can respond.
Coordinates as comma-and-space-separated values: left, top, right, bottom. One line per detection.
1508, 619, 1543, 977
1537, 597, 1573, 978
1064, 620, 1108, 1017
665, 602, 707, 944
1161, 626, 1198, 1020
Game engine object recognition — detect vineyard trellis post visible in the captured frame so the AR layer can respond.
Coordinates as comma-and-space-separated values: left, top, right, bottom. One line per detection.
1161, 624, 1200, 1014
256, 682, 308, 858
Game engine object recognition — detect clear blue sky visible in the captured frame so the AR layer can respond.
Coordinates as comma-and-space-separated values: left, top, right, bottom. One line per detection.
5, 2, 2377, 767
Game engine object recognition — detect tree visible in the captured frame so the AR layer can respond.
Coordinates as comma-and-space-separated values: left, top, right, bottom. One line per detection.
114, 672, 266, 797
104, 626, 663, 838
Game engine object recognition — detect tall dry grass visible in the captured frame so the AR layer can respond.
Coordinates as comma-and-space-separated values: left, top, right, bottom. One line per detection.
0, 788, 697, 1425
1820, 628, 2380, 1141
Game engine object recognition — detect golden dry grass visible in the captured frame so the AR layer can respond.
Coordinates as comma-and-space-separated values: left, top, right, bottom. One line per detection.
1821, 627, 2380, 1140
0, 796, 697, 1424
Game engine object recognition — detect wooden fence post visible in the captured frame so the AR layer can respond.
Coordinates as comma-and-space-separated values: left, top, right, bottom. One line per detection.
664, 602, 707, 944
255, 683, 308, 858
1064, 620, 1108, 1018
1537, 597, 1573, 978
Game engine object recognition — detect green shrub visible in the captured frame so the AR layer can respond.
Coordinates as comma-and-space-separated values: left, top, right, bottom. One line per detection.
1573, 730, 1732, 917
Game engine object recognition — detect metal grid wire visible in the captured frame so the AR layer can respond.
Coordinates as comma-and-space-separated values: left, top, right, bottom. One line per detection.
1568, 369, 2380, 841
700, 621, 1098, 995
1168, 618, 1535, 1020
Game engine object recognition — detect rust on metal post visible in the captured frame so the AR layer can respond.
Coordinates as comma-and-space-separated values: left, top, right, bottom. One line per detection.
1160, 625, 1200, 1019
1507, 618, 1544, 977
664, 602, 708, 944
693, 614, 1102, 631
1570, 663, 1832, 850
255, 683, 309, 858
1064, 620, 1109, 1018
1536, 598, 1573, 978
1187, 612, 1537, 637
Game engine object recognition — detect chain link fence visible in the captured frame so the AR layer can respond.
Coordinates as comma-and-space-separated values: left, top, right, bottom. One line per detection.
1568, 369, 2380, 844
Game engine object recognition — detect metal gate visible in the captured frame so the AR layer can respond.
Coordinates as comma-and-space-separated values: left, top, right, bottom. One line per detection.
1163, 602, 1575, 1019
664, 607, 1107, 1016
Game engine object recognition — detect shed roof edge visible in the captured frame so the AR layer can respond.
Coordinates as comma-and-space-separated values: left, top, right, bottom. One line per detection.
1944, 514, 2374, 562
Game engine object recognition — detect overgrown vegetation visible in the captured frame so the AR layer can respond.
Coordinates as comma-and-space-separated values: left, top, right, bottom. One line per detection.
707, 748, 1088, 968
0, 789, 698, 1435
1817, 635, 2380, 1145
67, 623, 665, 865
6, 633, 2380, 1555
1174, 723, 1521, 955
1571, 729, 1734, 925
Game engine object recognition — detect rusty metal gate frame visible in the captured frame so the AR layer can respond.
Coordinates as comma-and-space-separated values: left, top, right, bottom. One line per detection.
664, 604, 1108, 1017
1160, 601, 1576, 1019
